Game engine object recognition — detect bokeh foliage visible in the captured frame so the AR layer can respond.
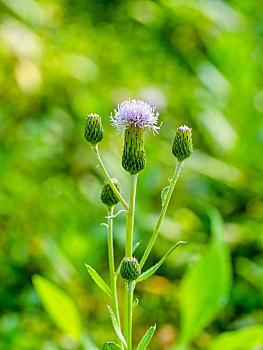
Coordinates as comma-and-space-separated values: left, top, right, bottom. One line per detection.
0, 0, 263, 349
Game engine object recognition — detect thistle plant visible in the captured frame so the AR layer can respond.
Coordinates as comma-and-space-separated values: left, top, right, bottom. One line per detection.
84, 99, 193, 350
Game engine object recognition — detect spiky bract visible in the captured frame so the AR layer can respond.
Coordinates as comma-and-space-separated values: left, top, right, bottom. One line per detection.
172, 125, 193, 162
120, 257, 141, 282
84, 114, 104, 145
100, 179, 120, 207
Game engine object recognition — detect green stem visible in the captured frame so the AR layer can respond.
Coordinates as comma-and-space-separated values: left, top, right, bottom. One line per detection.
107, 206, 121, 343
140, 161, 184, 268
92, 145, 129, 210
124, 174, 138, 350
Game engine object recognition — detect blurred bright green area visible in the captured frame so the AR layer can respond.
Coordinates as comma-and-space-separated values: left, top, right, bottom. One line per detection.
0, 0, 263, 349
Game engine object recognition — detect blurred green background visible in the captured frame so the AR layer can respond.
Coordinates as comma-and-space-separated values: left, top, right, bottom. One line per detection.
0, 0, 263, 349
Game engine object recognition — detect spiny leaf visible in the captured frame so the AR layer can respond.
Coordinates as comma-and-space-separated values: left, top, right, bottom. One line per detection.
85, 264, 111, 298
102, 342, 121, 350
132, 298, 139, 310
136, 325, 156, 350
136, 241, 186, 283
161, 186, 170, 206
32, 275, 82, 340
107, 306, 127, 348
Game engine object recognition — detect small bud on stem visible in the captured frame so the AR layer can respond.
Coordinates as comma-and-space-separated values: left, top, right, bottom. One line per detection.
101, 178, 120, 207
172, 125, 193, 161
84, 114, 104, 146
120, 257, 141, 281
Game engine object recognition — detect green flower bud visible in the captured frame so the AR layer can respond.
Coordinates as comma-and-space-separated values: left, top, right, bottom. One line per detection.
122, 125, 145, 175
84, 114, 104, 146
172, 125, 193, 162
120, 257, 141, 282
100, 178, 120, 207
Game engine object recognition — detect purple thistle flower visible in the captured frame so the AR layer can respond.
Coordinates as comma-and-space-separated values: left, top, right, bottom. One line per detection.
111, 99, 161, 134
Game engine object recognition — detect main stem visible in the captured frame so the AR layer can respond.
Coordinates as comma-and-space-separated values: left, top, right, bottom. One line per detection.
92, 145, 129, 210
107, 207, 121, 338
124, 174, 138, 350
140, 161, 184, 268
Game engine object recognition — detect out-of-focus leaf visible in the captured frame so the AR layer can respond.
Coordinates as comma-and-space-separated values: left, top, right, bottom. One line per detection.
32, 274, 82, 340
177, 209, 232, 346
102, 342, 121, 350
136, 325, 156, 350
136, 241, 185, 283
107, 306, 127, 348
209, 325, 263, 350
85, 264, 111, 298
81, 332, 99, 350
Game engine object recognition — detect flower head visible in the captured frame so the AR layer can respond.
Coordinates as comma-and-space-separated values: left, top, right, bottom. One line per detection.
111, 99, 160, 134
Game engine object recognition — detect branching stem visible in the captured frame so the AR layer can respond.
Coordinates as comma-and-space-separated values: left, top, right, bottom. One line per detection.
92, 145, 129, 210
140, 161, 184, 268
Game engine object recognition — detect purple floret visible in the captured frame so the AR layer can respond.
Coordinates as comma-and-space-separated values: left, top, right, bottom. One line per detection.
111, 99, 161, 134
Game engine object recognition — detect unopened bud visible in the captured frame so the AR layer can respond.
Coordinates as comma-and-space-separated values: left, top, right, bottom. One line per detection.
84, 114, 104, 146
100, 179, 120, 207
120, 257, 141, 281
172, 125, 193, 161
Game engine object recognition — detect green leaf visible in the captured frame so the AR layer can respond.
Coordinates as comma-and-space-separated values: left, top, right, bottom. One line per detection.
208, 325, 263, 350
136, 241, 186, 283
161, 186, 170, 206
136, 325, 156, 350
107, 306, 127, 348
132, 298, 139, 309
85, 264, 112, 298
102, 342, 121, 350
178, 209, 232, 346
32, 275, 82, 340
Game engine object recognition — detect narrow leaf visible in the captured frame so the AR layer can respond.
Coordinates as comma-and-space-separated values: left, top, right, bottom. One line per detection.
161, 186, 170, 206
107, 306, 127, 348
32, 275, 82, 340
136, 241, 186, 283
208, 325, 263, 350
133, 240, 142, 254
132, 298, 139, 309
178, 209, 232, 346
102, 342, 121, 350
136, 325, 156, 350
85, 264, 112, 298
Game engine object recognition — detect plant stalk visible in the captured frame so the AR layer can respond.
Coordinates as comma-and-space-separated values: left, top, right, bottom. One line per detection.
92, 145, 129, 210
107, 206, 121, 342
140, 161, 184, 268
124, 174, 138, 350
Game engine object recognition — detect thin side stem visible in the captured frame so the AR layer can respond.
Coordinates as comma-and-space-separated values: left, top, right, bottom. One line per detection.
107, 206, 121, 336
124, 174, 138, 350
140, 161, 184, 268
92, 145, 129, 210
